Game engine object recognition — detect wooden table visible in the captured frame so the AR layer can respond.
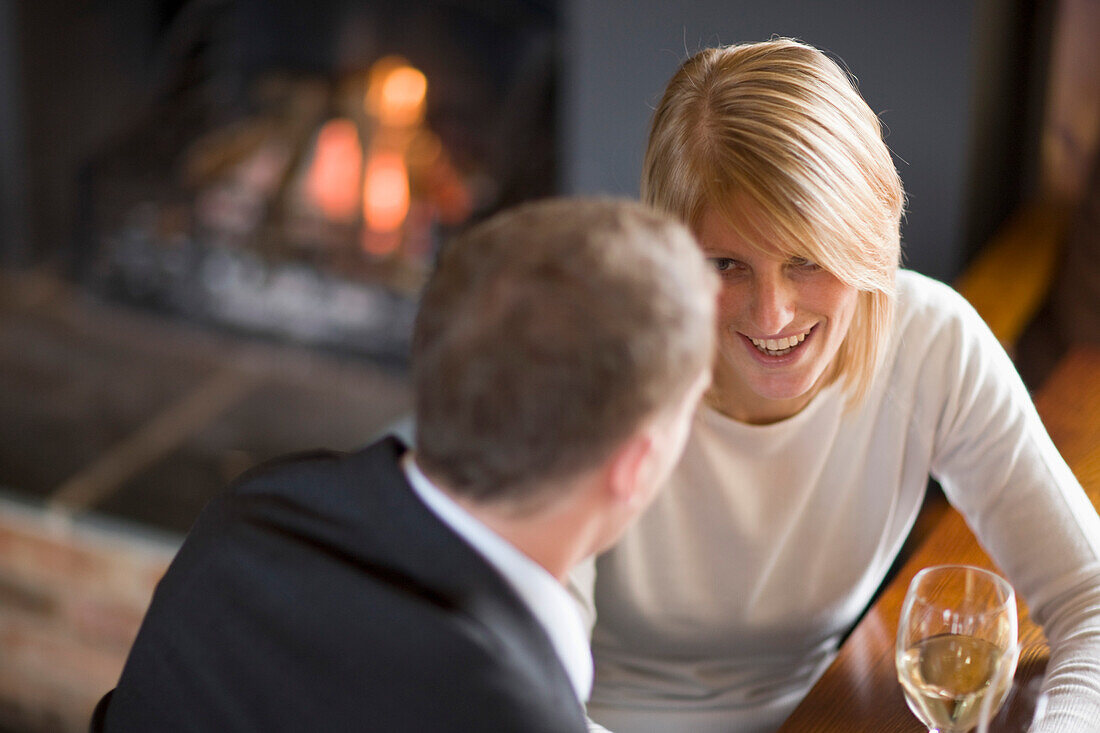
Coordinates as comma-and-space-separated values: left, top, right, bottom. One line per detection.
777, 346, 1100, 732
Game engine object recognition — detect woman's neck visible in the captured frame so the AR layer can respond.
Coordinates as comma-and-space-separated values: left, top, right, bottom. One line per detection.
706, 367, 834, 425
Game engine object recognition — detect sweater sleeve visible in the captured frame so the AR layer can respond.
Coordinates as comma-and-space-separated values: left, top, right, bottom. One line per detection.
924, 285, 1100, 732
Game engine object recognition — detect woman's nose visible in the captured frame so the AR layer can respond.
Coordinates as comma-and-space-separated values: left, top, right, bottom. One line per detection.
751, 275, 796, 335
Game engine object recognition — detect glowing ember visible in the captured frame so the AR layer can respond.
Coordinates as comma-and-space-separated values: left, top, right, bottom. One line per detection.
363, 151, 410, 239
304, 118, 363, 221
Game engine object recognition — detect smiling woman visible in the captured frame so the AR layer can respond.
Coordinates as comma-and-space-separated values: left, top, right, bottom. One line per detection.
575, 38, 1100, 733
695, 205, 859, 424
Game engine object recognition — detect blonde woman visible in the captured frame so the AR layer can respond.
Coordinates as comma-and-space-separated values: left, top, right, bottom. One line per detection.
576, 39, 1100, 733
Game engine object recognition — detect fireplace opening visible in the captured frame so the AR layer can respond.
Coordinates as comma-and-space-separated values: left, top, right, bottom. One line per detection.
75, 1, 559, 364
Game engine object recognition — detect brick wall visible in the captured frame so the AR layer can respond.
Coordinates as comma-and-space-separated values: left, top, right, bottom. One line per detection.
0, 494, 177, 732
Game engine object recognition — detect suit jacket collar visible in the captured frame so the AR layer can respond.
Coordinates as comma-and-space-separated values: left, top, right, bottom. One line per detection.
343, 437, 584, 716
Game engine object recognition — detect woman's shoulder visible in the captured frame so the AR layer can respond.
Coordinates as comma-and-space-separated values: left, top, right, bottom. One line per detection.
896, 270, 973, 317
886, 270, 1009, 394
893, 270, 989, 345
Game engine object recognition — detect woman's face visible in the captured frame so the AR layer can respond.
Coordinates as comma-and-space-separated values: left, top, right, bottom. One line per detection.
695, 206, 859, 424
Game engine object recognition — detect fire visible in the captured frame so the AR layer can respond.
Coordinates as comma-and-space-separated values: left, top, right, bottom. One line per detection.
358, 56, 428, 253
297, 56, 464, 260
363, 151, 410, 238
365, 56, 427, 127
304, 118, 363, 221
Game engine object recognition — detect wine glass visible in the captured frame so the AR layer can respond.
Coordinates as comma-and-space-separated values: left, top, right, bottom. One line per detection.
976, 672, 1048, 733
896, 565, 1019, 733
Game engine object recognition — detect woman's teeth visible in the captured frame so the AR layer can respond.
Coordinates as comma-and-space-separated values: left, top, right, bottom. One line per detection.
750, 331, 808, 356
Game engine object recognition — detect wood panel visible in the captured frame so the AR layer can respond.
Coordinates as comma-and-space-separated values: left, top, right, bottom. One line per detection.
954, 201, 1069, 349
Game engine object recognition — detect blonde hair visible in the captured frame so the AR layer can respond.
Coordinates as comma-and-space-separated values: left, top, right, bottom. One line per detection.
413, 197, 716, 503
642, 38, 904, 404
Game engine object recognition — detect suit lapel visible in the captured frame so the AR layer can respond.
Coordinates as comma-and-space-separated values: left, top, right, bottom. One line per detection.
342, 438, 584, 720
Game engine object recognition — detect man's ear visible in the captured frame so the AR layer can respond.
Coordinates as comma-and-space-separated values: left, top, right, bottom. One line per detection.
604, 427, 655, 508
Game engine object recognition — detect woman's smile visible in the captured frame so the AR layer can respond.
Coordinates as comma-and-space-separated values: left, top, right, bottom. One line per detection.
741, 324, 815, 359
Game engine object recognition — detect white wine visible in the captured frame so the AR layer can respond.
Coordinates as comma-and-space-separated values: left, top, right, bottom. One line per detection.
897, 634, 1014, 733
897, 567, 1019, 732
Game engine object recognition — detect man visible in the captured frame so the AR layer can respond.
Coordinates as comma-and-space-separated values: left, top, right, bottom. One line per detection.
92, 197, 716, 732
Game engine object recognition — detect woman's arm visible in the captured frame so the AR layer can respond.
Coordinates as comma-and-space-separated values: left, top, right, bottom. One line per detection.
926, 288, 1100, 732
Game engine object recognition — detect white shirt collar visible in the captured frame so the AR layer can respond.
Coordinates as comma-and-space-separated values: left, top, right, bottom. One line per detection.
401, 452, 593, 703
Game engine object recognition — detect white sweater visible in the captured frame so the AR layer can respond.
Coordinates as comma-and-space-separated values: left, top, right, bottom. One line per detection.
577, 270, 1100, 733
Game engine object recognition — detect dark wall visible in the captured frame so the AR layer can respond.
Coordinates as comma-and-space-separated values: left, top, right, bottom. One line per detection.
560, 0, 1008, 283
0, 1, 29, 265
9, 1, 150, 269
964, 0, 1053, 264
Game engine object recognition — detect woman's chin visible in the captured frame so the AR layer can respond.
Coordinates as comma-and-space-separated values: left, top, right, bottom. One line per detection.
753, 383, 815, 404
744, 369, 827, 404
713, 348, 833, 418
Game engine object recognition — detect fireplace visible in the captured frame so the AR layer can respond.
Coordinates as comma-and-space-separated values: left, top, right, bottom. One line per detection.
74, 1, 559, 364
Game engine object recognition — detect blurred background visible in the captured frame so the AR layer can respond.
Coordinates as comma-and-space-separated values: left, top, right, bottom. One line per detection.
0, 1, 1097, 730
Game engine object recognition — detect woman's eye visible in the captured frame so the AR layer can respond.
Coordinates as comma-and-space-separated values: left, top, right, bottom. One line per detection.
710, 258, 740, 273
789, 257, 821, 271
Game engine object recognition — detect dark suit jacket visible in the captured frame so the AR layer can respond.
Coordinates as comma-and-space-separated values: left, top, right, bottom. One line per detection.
92, 437, 587, 732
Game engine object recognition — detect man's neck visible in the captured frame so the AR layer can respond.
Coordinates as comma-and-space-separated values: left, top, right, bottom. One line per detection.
419, 463, 602, 582
459, 495, 600, 582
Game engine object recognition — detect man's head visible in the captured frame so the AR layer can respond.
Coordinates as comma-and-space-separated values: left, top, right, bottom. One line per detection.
412, 197, 716, 513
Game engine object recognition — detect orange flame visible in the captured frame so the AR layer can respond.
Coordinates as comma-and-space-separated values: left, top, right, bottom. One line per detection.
304, 118, 363, 221
363, 151, 410, 242
365, 56, 427, 127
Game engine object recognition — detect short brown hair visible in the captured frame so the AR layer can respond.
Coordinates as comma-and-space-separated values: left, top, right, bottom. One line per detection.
412, 197, 716, 504
643, 38, 904, 404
